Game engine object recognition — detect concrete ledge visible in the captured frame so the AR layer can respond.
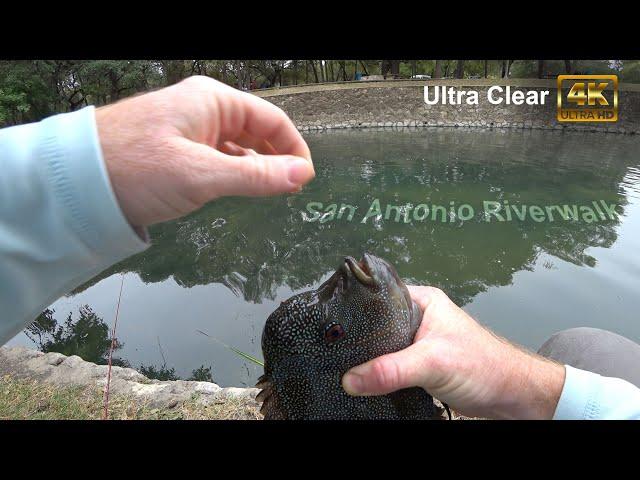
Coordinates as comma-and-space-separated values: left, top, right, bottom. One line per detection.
293, 123, 624, 134
0, 346, 259, 409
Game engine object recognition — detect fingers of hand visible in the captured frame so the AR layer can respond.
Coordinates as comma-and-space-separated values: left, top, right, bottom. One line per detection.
406, 285, 447, 310
180, 138, 315, 201
342, 341, 432, 396
222, 131, 278, 156
174, 76, 312, 163
219, 141, 260, 157
216, 85, 312, 163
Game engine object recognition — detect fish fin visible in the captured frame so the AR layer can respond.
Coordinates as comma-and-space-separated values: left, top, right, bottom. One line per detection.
255, 373, 288, 420
255, 374, 271, 390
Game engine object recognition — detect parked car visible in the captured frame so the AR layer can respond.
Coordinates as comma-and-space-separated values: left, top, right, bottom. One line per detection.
411, 74, 432, 79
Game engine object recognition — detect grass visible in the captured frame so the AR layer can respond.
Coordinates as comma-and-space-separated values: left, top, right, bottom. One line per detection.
0, 374, 475, 420
0, 375, 262, 420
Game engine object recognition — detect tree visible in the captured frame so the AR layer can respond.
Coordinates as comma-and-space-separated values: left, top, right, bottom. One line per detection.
433, 60, 442, 79
381, 60, 401, 78
309, 60, 320, 83
0, 61, 60, 126
25, 305, 126, 366
564, 60, 573, 74
621, 60, 640, 82
139, 364, 179, 381
358, 60, 369, 76
189, 365, 214, 382
249, 60, 287, 88
501, 60, 514, 78
161, 60, 188, 85
77, 61, 160, 105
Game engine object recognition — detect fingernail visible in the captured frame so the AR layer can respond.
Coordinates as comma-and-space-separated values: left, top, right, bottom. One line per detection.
287, 158, 314, 185
342, 371, 367, 396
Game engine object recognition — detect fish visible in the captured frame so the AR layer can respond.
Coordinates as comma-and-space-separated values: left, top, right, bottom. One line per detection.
256, 253, 443, 420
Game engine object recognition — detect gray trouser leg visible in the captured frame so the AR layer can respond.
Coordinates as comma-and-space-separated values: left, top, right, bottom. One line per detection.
537, 327, 640, 388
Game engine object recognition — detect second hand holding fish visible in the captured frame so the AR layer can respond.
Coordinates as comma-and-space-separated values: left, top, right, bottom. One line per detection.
342, 285, 567, 420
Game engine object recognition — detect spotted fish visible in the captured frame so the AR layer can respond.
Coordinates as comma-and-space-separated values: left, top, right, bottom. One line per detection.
256, 253, 442, 420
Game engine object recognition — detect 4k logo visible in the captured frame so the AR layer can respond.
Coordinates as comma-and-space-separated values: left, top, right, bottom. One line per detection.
557, 75, 618, 122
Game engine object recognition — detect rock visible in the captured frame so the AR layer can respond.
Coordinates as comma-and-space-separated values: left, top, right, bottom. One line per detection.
0, 346, 260, 409
44, 352, 65, 366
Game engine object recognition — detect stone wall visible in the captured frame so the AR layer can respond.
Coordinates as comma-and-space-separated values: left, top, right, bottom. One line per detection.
254, 80, 640, 134
0, 346, 259, 409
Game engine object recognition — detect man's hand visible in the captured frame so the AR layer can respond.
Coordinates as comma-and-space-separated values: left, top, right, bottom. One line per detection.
342, 286, 566, 419
95, 76, 314, 228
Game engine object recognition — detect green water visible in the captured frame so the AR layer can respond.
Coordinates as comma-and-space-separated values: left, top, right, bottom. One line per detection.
10, 128, 640, 387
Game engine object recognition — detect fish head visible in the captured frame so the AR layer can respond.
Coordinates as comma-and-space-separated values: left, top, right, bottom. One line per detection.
258, 253, 423, 419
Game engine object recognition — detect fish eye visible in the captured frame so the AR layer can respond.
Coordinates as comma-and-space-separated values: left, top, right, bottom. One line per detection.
324, 323, 345, 344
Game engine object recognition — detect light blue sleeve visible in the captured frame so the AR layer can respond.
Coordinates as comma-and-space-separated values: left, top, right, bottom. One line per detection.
0, 106, 149, 345
553, 365, 640, 420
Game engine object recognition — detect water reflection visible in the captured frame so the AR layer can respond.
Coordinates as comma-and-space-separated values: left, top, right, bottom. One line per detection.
75, 128, 635, 307
25, 305, 215, 382
25, 306, 128, 366
15, 127, 640, 387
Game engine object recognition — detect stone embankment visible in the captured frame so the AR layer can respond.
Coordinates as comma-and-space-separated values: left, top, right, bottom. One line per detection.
0, 346, 260, 409
254, 79, 640, 134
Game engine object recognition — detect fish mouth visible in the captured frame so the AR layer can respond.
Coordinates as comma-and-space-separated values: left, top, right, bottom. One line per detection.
343, 255, 376, 287
345, 253, 416, 325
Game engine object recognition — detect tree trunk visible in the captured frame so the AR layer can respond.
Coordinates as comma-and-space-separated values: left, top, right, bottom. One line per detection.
162, 60, 187, 85
455, 60, 465, 79
381, 60, 400, 78
359, 60, 369, 76
564, 60, 573, 74
501, 60, 508, 78
234, 60, 243, 89
310, 60, 319, 83
538, 60, 545, 78
391, 60, 400, 77
434, 60, 442, 79
484, 60, 488, 78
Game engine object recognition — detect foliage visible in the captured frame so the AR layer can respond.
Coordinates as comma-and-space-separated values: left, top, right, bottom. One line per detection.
24, 306, 217, 381
621, 61, 640, 83
24, 306, 124, 366
138, 364, 179, 381
188, 365, 214, 382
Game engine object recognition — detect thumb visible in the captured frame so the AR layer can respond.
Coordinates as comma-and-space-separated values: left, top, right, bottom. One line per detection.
181, 139, 315, 198
342, 341, 432, 396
